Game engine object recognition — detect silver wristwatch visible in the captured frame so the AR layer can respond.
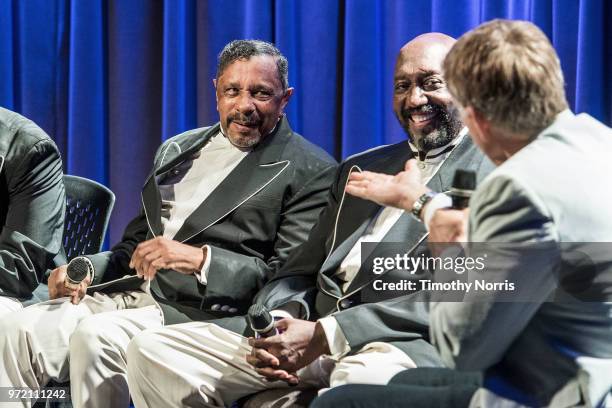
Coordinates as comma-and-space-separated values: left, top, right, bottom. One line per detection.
410, 191, 437, 221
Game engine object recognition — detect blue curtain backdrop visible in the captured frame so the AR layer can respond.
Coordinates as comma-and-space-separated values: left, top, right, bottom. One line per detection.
1, 0, 610, 244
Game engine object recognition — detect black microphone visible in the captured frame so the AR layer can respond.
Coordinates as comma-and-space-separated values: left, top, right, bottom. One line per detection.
65, 256, 94, 290
450, 169, 476, 209
247, 304, 277, 338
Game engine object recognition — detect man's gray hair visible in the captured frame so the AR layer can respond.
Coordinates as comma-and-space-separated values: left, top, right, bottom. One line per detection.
217, 40, 289, 90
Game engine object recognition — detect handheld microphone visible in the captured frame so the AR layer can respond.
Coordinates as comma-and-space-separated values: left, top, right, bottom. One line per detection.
64, 256, 94, 290
450, 169, 476, 209
247, 304, 277, 338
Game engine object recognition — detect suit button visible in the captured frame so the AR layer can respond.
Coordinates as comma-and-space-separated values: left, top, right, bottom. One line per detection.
220, 305, 230, 312
211, 304, 221, 311
228, 307, 238, 314
172, 169, 180, 175
339, 299, 353, 309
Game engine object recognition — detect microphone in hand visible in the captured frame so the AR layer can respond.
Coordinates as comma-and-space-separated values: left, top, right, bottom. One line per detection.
64, 256, 94, 291
247, 304, 278, 338
450, 169, 476, 210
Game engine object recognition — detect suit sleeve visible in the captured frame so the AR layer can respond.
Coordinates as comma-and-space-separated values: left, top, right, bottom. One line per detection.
332, 290, 432, 349
251, 162, 347, 319
0, 139, 65, 298
430, 175, 559, 371
203, 162, 338, 309
87, 209, 150, 284
87, 141, 170, 284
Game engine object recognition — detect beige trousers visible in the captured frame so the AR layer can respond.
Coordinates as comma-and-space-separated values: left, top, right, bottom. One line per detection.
127, 321, 416, 408
0, 291, 162, 408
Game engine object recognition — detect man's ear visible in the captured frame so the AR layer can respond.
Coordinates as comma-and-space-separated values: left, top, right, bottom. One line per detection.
280, 87, 294, 110
465, 106, 491, 144
212, 78, 219, 106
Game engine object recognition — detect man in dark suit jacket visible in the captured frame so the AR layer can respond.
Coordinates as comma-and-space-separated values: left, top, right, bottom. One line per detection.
125, 33, 494, 408
0, 40, 336, 407
0, 107, 65, 315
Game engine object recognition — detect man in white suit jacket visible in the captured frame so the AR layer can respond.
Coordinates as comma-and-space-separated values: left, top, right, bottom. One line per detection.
322, 19, 612, 408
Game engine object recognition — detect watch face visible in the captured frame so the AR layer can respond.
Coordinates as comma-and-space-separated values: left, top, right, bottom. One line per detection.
412, 192, 436, 220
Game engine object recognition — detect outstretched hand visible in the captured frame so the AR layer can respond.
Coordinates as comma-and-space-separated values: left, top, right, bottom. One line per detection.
345, 159, 429, 210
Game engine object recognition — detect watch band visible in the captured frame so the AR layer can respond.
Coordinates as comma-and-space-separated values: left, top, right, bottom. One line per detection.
411, 191, 437, 221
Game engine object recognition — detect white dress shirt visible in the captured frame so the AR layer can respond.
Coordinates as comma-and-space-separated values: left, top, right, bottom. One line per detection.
158, 132, 250, 284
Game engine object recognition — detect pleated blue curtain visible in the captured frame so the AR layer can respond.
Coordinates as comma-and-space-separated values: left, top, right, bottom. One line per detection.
1, 0, 610, 244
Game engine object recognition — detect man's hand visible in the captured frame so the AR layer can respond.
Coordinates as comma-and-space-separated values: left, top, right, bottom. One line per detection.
428, 208, 469, 250
129, 237, 206, 281
48, 265, 91, 305
346, 159, 429, 210
247, 319, 329, 384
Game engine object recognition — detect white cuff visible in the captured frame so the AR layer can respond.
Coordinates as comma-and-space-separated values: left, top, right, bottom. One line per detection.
194, 245, 212, 285
318, 316, 351, 359
422, 193, 452, 231
270, 302, 303, 319
270, 309, 294, 320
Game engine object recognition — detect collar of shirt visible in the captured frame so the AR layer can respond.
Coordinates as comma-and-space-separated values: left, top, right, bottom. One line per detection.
409, 126, 468, 164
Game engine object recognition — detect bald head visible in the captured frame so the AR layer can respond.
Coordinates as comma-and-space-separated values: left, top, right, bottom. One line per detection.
393, 32, 462, 152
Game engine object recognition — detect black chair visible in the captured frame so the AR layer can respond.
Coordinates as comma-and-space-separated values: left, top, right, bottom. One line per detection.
62, 174, 115, 260
37, 175, 115, 408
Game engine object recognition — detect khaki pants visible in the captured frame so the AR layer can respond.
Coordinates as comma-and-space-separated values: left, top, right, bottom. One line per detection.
0, 296, 22, 318
127, 321, 417, 408
0, 291, 162, 408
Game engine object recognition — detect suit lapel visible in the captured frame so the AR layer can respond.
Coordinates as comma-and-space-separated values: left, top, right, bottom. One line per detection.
173, 156, 289, 243
172, 117, 293, 243
319, 144, 413, 291
429, 135, 477, 193
140, 126, 218, 237
343, 211, 427, 295
342, 135, 479, 297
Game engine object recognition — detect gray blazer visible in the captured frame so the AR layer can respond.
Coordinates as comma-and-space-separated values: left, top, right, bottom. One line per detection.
0, 107, 65, 305
430, 111, 612, 407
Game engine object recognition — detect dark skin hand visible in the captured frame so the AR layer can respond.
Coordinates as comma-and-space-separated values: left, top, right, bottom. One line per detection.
247, 319, 331, 384
129, 236, 206, 281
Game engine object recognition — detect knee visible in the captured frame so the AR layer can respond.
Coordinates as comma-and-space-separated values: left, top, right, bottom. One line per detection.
0, 310, 32, 345
329, 359, 373, 387
69, 315, 116, 361
126, 329, 163, 374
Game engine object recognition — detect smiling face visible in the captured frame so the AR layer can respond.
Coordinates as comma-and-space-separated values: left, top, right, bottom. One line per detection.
393, 38, 463, 152
214, 55, 292, 148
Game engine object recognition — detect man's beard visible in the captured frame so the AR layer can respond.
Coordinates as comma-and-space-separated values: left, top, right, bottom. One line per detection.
224, 113, 263, 148
403, 104, 463, 152
226, 132, 262, 149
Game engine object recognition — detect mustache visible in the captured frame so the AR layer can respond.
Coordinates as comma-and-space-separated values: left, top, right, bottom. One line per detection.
228, 113, 260, 126
401, 104, 444, 121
